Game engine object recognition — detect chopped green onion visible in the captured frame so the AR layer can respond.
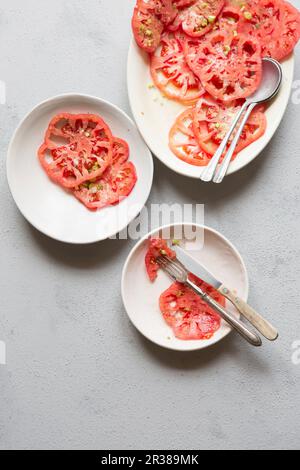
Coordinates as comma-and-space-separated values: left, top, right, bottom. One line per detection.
243, 11, 252, 20
208, 15, 216, 24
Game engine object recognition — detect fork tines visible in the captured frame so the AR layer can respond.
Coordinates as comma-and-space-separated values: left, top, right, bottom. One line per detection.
157, 256, 187, 283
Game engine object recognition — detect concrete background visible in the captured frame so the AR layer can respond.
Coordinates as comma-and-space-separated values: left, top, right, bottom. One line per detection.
0, 0, 300, 450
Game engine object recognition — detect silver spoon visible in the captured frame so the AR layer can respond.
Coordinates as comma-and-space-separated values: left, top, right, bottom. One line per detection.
200, 57, 283, 183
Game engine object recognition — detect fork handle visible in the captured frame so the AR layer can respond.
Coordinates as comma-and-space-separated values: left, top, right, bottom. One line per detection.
200, 101, 249, 182
213, 102, 257, 183
186, 279, 262, 347
218, 285, 278, 341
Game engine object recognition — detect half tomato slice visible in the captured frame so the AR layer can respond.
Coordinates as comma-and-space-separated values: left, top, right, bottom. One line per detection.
169, 107, 211, 166
159, 273, 223, 340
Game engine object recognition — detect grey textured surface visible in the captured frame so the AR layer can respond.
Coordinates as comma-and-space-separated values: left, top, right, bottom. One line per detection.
0, 0, 300, 450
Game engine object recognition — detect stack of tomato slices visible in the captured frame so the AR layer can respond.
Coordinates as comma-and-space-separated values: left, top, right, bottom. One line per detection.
145, 237, 225, 340
38, 113, 137, 211
132, 0, 300, 166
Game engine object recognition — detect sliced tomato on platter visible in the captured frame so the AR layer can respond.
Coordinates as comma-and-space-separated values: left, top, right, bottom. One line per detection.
237, 0, 282, 55
215, 2, 243, 32
249, 0, 300, 61
169, 0, 224, 37
132, 4, 164, 53
145, 238, 176, 282
138, 0, 178, 24
159, 273, 224, 340
273, 1, 300, 61
150, 31, 204, 104
73, 138, 137, 211
169, 108, 211, 166
173, 0, 197, 8
193, 94, 266, 157
184, 29, 262, 102
223, 0, 300, 61
39, 113, 113, 189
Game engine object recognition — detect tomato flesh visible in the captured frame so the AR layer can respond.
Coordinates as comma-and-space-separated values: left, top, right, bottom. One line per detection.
159, 273, 224, 340
73, 138, 137, 211
173, 0, 197, 8
169, 0, 224, 37
132, 5, 164, 53
184, 29, 262, 102
39, 113, 113, 189
214, 2, 244, 32
193, 94, 266, 157
243, 0, 300, 61
220, 0, 300, 61
132, 0, 179, 53
150, 30, 204, 104
138, 0, 178, 24
169, 107, 211, 166
145, 238, 176, 282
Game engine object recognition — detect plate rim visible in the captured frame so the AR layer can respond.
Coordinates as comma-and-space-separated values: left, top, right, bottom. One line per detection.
6, 92, 154, 244
127, 37, 295, 179
121, 222, 249, 352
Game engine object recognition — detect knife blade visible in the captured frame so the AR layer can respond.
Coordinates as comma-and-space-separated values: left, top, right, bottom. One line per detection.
172, 245, 222, 289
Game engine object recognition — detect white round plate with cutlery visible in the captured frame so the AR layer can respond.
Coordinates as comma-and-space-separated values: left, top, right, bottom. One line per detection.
7, 93, 153, 244
127, 40, 294, 179
122, 223, 249, 351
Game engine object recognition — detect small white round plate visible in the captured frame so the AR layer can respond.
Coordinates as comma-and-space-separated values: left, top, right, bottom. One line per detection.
122, 223, 249, 351
127, 39, 294, 179
7, 93, 153, 244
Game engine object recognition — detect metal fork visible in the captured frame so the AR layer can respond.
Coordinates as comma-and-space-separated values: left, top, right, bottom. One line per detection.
200, 58, 282, 183
157, 256, 262, 347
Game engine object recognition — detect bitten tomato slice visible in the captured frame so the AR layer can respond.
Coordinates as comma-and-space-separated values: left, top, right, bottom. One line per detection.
39, 113, 113, 189
193, 94, 266, 157
169, 108, 211, 166
170, 0, 224, 37
145, 238, 176, 282
150, 31, 204, 104
184, 29, 262, 101
73, 138, 137, 211
159, 273, 224, 340
132, 5, 164, 53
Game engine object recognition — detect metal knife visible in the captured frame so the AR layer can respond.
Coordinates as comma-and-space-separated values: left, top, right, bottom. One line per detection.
173, 245, 278, 341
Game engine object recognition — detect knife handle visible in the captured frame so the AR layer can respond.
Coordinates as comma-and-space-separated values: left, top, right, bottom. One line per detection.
186, 279, 262, 347
219, 285, 278, 341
